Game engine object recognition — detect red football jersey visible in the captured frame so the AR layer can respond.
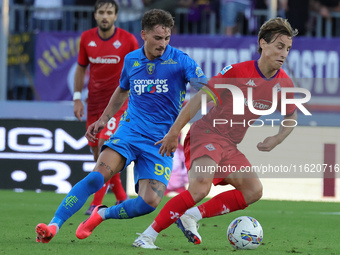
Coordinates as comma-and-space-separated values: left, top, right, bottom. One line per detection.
198, 60, 296, 144
78, 27, 139, 115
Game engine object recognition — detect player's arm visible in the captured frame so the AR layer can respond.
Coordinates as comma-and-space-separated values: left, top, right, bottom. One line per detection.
257, 109, 297, 152
85, 87, 129, 142
73, 64, 87, 121
156, 86, 215, 156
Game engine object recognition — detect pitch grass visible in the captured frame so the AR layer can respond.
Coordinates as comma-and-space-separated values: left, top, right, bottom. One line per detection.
0, 190, 339, 255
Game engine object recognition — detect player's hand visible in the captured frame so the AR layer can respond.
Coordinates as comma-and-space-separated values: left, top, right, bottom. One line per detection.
155, 132, 178, 157
257, 136, 280, 152
85, 120, 105, 143
73, 100, 84, 121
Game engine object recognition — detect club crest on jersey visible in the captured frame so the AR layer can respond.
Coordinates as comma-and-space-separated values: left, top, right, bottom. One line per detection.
196, 67, 204, 77
273, 83, 281, 92
205, 144, 215, 151
113, 40, 121, 49
147, 63, 155, 75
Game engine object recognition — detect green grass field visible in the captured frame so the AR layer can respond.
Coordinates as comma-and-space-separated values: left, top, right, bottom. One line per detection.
1, 189, 339, 255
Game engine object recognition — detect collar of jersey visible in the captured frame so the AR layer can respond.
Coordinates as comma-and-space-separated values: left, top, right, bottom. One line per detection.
255, 59, 280, 81
96, 27, 117, 41
139, 45, 171, 62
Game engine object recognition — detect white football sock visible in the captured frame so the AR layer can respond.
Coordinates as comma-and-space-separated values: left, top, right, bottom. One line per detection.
143, 225, 159, 241
185, 206, 202, 222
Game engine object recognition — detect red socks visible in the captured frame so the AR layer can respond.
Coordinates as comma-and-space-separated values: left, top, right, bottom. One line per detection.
198, 190, 248, 218
90, 173, 127, 206
90, 181, 109, 206
109, 173, 128, 201
152, 190, 195, 233
151, 190, 248, 233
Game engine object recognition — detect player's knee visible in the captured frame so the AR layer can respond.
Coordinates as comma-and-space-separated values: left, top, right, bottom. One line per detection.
246, 180, 263, 204
251, 185, 262, 203
188, 180, 211, 202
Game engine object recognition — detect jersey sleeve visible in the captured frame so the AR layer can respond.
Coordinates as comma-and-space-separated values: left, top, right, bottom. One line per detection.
207, 65, 235, 96
181, 53, 207, 91
277, 78, 296, 116
77, 33, 89, 66
119, 57, 130, 90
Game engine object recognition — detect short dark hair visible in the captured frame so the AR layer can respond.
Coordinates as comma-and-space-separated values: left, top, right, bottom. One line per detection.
258, 17, 298, 54
94, 0, 119, 14
141, 9, 174, 31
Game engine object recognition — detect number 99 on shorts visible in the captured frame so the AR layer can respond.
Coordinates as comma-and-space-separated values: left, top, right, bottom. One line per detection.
154, 163, 171, 181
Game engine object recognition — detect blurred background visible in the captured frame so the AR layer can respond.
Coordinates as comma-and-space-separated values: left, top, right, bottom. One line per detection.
0, 0, 339, 201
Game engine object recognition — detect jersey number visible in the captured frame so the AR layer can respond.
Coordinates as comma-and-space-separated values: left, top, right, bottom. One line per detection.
154, 163, 171, 181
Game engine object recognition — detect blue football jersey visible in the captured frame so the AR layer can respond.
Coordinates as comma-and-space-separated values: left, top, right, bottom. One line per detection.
119, 45, 206, 140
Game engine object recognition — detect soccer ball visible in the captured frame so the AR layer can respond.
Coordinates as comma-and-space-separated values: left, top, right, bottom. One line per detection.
227, 216, 263, 250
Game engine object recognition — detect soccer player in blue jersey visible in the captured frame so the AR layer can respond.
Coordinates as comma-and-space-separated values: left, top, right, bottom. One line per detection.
35, 8, 206, 244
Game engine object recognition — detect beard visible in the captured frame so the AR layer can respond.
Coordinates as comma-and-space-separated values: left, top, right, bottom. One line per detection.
98, 21, 113, 32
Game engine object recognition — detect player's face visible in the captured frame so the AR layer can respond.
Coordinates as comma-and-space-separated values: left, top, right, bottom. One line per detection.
141, 25, 171, 60
94, 3, 117, 32
260, 34, 292, 71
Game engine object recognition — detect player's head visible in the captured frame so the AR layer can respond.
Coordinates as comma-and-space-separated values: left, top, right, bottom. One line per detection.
141, 9, 174, 60
94, 0, 118, 32
257, 17, 298, 70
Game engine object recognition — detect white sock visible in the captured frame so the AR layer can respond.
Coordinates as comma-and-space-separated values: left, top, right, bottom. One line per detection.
185, 207, 202, 222
98, 208, 106, 220
142, 225, 159, 241
48, 223, 60, 235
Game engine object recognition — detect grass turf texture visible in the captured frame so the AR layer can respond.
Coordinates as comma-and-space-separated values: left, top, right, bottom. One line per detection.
0, 189, 338, 255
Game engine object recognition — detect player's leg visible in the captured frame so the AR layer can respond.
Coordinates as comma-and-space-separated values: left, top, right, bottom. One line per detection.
134, 156, 215, 248
177, 170, 262, 245
84, 113, 109, 214
180, 149, 262, 244
84, 141, 109, 215
36, 148, 125, 243
109, 172, 129, 204
80, 136, 170, 225
85, 139, 129, 214
104, 134, 172, 220
85, 114, 128, 213
77, 130, 162, 239
100, 115, 129, 204
185, 147, 263, 221
187, 170, 261, 220
76, 179, 165, 240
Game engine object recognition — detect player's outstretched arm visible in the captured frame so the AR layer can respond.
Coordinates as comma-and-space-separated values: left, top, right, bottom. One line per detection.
257, 109, 297, 152
156, 86, 214, 156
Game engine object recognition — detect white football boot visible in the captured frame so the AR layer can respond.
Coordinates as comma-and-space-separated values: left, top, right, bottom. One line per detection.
175, 214, 202, 244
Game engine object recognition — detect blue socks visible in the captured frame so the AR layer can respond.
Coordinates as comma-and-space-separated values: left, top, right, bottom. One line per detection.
50, 171, 104, 228
104, 196, 155, 219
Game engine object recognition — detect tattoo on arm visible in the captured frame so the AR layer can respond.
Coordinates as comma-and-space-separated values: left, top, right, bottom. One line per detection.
106, 114, 111, 121
149, 179, 166, 198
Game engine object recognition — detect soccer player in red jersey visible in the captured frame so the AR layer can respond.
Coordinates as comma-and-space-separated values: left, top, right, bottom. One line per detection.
73, 0, 139, 215
134, 17, 299, 248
